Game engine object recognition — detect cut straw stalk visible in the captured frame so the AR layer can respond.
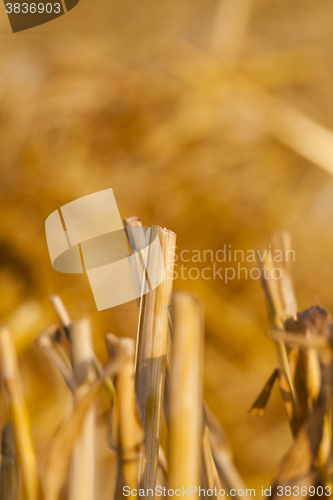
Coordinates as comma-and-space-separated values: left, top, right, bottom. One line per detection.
123, 218, 173, 417
49, 295, 71, 340
0, 423, 19, 500
37, 325, 77, 392
259, 244, 295, 400
69, 318, 96, 500
49, 295, 115, 401
135, 226, 176, 492
124, 217, 173, 484
106, 335, 143, 500
168, 291, 203, 499
206, 408, 246, 495
0, 325, 38, 500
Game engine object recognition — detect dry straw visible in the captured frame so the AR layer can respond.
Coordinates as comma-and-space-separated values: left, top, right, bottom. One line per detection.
0, 325, 38, 500
69, 318, 96, 500
106, 334, 143, 500
3, 216, 333, 500
134, 225, 176, 491
39, 299, 99, 500
124, 217, 242, 498
0, 423, 19, 500
42, 349, 129, 500
37, 324, 77, 392
168, 290, 203, 500
205, 407, 246, 495
251, 231, 333, 494
49, 295, 115, 401
258, 232, 296, 400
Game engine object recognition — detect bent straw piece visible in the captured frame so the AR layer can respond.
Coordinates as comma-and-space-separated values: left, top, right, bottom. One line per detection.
269, 329, 331, 350
0, 423, 19, 500
135, 226, 176, 492
259, 254, 296, 402
91, 354, 116, 403
0, 325, 38, 500
49, 295, 115, 401
269, 390, 328, 499
69, 318, 96, 500
49, 295, 71, 340
248, 368, 303, 438
106, 335, 143, 500
169, 291, 203, 500
205, 407, 246, 495
37, 326, 77, 392
202, 423, 224, 500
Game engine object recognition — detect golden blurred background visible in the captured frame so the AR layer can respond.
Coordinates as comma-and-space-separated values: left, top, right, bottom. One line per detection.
1, 0, 333, 495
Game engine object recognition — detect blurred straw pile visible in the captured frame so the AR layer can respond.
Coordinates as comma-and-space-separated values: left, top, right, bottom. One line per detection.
2, 0, 333, 494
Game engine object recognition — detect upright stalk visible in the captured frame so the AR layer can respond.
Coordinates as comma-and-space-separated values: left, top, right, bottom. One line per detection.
0, 326, 38, 500
0, 423, 19, 500
69, 318, 95, 500
135, 226, 176, 492
106, 335, 143, 500
168, 291, 203, 500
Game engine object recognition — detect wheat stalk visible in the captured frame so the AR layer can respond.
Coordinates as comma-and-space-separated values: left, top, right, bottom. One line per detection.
0, 423, 19, 500
69, 318, 96, 500
106, 334, 143, 500
135, 226, 176, 493
0, 325, 38, 500
168, 290, 203, 498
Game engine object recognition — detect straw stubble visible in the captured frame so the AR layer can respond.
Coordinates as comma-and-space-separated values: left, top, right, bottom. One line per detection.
69, 318, 96, 500
0, 325, 38, 500
168, 291, 203, 500
134, 226, 176, 493
106, 334, 143, 500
